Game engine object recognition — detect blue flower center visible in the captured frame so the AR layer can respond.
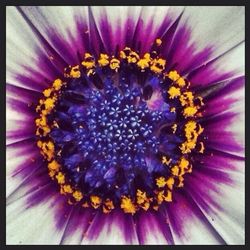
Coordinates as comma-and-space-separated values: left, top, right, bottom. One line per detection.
50, 77, 175, 200
74, 84, 163, 183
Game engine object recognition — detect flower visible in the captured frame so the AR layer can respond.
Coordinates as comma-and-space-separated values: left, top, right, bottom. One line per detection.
6, 6, 245, 245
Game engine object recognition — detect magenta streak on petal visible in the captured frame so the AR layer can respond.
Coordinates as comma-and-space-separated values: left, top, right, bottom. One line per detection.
160, 10, 184, 60
200, 77, 244, 116
165, 24, 214, 75
186, 40, 244, 86
152, 13, 173, 45
87, 7, 107, 56
17, 7, 69, 69
124, 18, 137, 48
196, 148, 244, 173
7, 98, 35, 119
14, 71, 52, 93
6, 125, 35, 145
7, 160, 46, 205
166, 190, 226, 244
134, 211, 173, 244
6, 137, 53, 206
7, 83, 42, 101
201, 111, 244, 155
75, 16, 91, 55
24, 7, 77, 64
34, 6, 89, 66
6, 85, 38, 143
82, 210, 138, 244
94, 8, 114, 55
156, 208, 175, 244
184, 171, 238, 225
59, 207, 96, 244
131, 15, 154, 54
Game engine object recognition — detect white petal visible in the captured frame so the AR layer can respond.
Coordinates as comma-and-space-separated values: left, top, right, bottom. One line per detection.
135, 212, 169, 244
177, 6, 244, 79
6, 140, 40, 199
82, 211, 139, 245
182, 6, 244, 57
7, 7, 57, 91
166, 192, 223, 244
6, 192, 67, 244
186, 168, 245, 244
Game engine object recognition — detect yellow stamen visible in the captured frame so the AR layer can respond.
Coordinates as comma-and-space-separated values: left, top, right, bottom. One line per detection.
55, 172, 65, 184
171, 165, 179, 176
120, 196, 136, 214
44, 97, 56, 112
40, 140, 55, 161
156, 176, 167, 188
90, 195, 102, 209
136, 190, 151, 211
110, 58, 120, 72
73, 190, 83, 201
156, 190, 165, 204
127, 51, 140, 64
168, 86, 181, 99
70, 65, 81, 78
177, 176, 184, 187
179, 91, 194, 106
150, 58, 166, 74
167, 70, 180, 81
61, 184, 73, 194
98, 53, 109, 67
155, 38, 162, 46
164, 190, 172, 202
179, 158, 189, 175
136, 189, 147, 204
53, 79, 63, 91
166, 177, 175, 190
43, 88, 52, 97
119, 50, 127, 59
35, 115, 47, 127
179, 121, 204, 154
176, 77, 186, 87
199, 142, 205, 153
103, 199, 114, 213
161, 156, 172, 165
48, 160, 60, 172
82, 53, 95, 69
183, 106, 198, 118
137, 53, 151, 71
49, 170, 56, 178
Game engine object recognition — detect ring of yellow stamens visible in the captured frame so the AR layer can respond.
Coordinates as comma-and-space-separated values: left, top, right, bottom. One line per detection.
35, 50, 205, 214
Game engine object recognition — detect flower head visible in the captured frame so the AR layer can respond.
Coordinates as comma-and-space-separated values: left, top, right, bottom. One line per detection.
7, 6, 244, 245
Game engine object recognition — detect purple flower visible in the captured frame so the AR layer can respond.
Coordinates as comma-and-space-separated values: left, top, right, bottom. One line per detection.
6, 6, 244, 245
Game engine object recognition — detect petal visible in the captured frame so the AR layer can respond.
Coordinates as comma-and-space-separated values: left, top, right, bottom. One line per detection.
166, 191, 225, 244
135, 211, 172, 245
172, 6, 244, 75
7, 7, 63, 91
7, 191, 70, 244
185, 163, 244, 244
82, 210, 139, 245
6, 84, 39, 145
6, 139, 42, 199
59, 208, 96, 245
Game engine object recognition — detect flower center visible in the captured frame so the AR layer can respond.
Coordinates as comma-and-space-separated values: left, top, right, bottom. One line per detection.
35, 39, 205, 214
